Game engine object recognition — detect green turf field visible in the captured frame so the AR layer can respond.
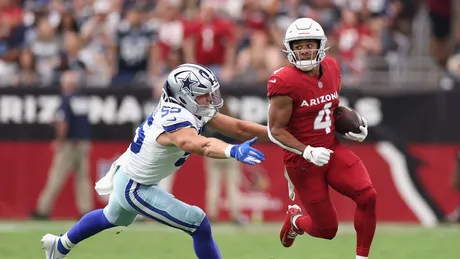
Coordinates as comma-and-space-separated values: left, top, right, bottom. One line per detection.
0, 221, 459, 258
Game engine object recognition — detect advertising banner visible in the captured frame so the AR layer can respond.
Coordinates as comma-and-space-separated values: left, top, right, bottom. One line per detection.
0, 86, 458, 225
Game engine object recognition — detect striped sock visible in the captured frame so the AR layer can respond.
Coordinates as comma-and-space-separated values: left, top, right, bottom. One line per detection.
57, 234, 75, 255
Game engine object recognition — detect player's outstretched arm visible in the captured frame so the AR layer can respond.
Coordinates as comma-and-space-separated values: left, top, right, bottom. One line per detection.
268, 95, 332, 166
162, 127, 265, 165
207, 113, 270, 142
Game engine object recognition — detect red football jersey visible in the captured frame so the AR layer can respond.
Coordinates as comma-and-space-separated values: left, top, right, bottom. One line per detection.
267, 56, 342, 167
185, 18, 236, 65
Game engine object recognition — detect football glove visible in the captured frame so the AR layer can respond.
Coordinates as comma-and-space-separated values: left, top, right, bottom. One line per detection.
303, 145, 333, 167
344, 117, 368, 142
226, 137, 265, 165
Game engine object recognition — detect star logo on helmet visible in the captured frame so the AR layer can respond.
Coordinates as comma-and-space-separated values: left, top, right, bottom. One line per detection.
178, 72, 199, 91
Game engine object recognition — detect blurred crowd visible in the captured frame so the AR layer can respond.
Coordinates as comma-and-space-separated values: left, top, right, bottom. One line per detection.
0, 0, 447, 94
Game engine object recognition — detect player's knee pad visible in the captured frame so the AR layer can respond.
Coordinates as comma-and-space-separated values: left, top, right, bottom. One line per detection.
187, 205, 207, 229
354, 187, 377, 209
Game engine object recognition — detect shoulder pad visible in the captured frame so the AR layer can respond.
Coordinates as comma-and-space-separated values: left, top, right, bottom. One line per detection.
158, 103, 197, 133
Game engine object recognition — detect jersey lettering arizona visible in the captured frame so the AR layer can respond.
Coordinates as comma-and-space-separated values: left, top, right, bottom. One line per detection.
123, 101, 205, 185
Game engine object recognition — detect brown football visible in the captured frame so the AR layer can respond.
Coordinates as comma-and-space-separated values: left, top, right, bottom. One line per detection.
333, 106, 363, 135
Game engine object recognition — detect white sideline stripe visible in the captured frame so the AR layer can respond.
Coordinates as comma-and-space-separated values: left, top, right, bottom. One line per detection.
376, 142, 438, 227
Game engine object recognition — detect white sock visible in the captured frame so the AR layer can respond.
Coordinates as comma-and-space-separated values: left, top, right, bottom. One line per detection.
291, 215, 301, 229
356, 256, 368, 259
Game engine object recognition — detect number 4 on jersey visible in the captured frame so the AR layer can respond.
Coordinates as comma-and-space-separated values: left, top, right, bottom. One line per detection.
314, 102, 332, 134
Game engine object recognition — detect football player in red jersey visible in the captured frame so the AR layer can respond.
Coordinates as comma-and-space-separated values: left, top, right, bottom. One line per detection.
267, 18, 377, 259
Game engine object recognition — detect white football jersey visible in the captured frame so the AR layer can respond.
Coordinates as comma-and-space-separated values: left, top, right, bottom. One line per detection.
123, 101, 206, 185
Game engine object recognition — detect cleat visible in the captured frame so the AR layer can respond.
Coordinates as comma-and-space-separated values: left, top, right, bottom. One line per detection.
279, 204, 304, 248
41, 234, 66, 259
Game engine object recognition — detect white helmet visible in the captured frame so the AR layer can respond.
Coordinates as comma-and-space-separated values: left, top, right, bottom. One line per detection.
283, 18, 328, 71
162, 63, 223, 120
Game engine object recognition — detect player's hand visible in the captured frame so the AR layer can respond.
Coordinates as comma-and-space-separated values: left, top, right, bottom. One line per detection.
303, 145, 333, 166
228, 137, 265, 165
344, 117, 368, 142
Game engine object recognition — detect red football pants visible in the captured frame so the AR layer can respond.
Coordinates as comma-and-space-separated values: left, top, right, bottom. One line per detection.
285, 144, 377, 257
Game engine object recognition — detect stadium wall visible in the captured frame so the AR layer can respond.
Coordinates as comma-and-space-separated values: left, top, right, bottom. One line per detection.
0, 86, 458, 225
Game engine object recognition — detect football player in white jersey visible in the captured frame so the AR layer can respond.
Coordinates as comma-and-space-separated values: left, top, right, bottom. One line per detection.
41, 64, 269, 259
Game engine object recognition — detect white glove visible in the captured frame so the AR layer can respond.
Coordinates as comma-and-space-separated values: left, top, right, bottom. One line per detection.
303, 145, 333, 166
344, 117, 368, 142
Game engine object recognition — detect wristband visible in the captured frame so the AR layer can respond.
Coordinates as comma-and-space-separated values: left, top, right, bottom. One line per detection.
224, 145, 235, 158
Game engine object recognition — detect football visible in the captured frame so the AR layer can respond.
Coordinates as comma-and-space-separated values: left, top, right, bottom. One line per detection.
333, 106, 363, 135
